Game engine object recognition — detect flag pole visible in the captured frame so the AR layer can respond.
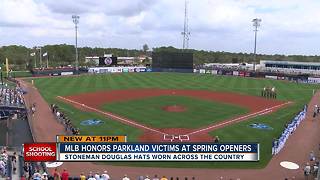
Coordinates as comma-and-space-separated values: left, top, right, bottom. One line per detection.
5, 58, 9, 77
40, 48, 42, 68
47, 54, 49, 68
34, 54, 36, 68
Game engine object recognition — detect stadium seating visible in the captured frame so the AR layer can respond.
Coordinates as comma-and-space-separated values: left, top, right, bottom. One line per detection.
0, 87, 25, 108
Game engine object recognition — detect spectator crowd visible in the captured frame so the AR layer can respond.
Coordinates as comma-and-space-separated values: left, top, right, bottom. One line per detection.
302, 149, 319, 179
21, 156, 48, 180
0, 85, 25, 108
0, 147, 9, 178
35, 168, 198, 180
302, 104, 320, 180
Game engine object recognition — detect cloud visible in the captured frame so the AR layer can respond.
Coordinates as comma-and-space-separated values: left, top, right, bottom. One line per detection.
0, 0, 42, 27
42, 0, 153, 16
1, 0, 320, 55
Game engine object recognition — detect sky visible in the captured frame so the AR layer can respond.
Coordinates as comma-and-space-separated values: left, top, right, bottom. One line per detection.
1, 0, 320, 55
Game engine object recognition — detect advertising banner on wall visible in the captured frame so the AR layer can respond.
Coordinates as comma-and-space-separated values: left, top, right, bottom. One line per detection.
308, 77, 320, 83
277, 76, 286, 80
129, 68, 135, 72
199, 69, 206, 74
61, 72, 73, 76
265, 75, 278, 80
232, 71, 239, 76
111, 68, 117, 73
88, 67, 147, 74
123, 68, 129, 73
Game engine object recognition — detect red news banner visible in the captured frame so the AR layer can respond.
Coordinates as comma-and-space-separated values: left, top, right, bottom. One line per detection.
24, 143, 57, 161
23, 136, 127, 161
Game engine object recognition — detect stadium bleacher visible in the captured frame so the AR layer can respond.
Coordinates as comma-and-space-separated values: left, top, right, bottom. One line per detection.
0, 84, 27, 122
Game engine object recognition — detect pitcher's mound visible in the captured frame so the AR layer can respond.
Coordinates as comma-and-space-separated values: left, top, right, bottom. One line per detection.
162, 105, 187, 112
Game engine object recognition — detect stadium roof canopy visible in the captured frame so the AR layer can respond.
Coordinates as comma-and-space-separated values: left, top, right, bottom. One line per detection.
260, 60, 320, 66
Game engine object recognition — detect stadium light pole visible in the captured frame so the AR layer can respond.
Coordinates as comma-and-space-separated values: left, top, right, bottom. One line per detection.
252, 18, 261, 71
72, 15, 80, 72
181, 0, 190, 50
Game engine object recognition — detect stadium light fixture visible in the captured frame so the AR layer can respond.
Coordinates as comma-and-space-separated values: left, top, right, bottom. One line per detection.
252, 18, 261, 71
72, 15, 80, 72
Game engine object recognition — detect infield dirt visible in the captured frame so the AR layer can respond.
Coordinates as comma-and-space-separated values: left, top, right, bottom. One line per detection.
60, 89, 288, 142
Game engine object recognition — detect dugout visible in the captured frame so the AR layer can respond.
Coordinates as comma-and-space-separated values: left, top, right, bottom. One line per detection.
152, 52, 193, 73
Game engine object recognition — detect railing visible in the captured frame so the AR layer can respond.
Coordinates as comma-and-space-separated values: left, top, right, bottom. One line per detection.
317, 164, 320, 180
18, 156, 24, 178
25, 111, 36, 142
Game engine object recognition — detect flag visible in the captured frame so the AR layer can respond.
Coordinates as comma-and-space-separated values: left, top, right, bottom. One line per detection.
30, 52, 36, 56
42, 52, 48, 57
5, 58, 9, 75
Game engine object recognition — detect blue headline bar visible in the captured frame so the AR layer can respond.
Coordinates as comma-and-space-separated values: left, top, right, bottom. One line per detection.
59, 143, 258, 153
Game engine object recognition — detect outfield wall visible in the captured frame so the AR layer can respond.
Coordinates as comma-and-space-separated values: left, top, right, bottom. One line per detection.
194, 68, 316, 83
88, 66, 318, 84
31, 68, 76, 76
152, 68, 193, 73
88, 66, 152, 74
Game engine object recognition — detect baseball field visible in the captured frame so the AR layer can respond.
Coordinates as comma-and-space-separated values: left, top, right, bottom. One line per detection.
31, 72, 319, 168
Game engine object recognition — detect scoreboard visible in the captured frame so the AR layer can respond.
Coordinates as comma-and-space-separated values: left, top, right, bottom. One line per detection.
152, 52, 193, 69
23, 136, 259, 162
98, 57, 117, 66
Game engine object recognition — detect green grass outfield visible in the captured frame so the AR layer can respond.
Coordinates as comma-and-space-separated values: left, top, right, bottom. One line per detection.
32, 73, 319, 168
102, 95, 248, 128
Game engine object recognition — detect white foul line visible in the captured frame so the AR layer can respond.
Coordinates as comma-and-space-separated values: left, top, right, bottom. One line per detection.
57, 96, 167, 135
58, 96, 291, 139
186, 101, 292, 136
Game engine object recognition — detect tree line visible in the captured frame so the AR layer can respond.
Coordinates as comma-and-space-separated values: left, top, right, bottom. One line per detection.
154, 46, 320, 65
0, 44, 319, 70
